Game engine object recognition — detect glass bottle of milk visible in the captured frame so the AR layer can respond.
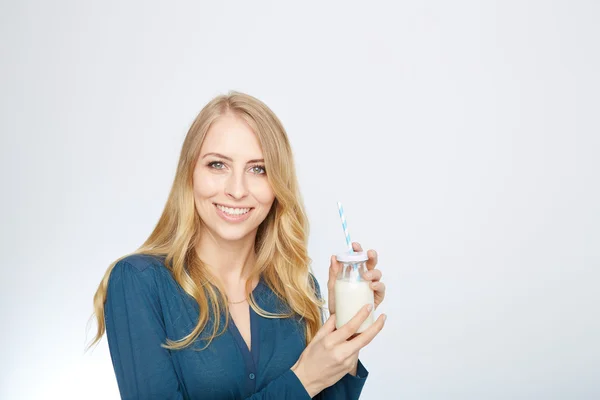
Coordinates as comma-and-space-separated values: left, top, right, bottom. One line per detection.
334, 251, 375, 333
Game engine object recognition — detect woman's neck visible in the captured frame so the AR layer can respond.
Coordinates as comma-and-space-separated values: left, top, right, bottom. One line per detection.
195, 230, 257, 286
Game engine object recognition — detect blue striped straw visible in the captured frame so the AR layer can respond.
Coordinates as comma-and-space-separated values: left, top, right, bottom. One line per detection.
337, 202, 354, 253
337, 201, 359, 276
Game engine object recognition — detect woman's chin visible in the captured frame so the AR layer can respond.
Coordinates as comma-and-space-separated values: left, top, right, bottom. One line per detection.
213, 226, 257, 243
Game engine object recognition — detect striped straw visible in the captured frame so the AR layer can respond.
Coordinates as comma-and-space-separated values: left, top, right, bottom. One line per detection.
337, 202, 354, 253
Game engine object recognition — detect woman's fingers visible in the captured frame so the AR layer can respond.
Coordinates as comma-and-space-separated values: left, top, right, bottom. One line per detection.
314, 314, 337, 343
366, 249, 378, 271
344, 313, 386, 353
352, 242, 378, 271
372, 281, 386, 309
330, 304, 373, 343
371, 280, 386, 293
363, 269, 382, 282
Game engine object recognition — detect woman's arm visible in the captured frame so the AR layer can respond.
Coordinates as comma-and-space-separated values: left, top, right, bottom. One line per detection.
105, 260, 184, 400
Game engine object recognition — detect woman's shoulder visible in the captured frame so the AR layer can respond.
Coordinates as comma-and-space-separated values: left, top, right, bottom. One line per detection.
108, 253, 172, 291
115, 253, 168, 272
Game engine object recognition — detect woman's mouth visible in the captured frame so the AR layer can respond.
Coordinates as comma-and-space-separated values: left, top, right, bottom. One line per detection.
213, 203, 254, 222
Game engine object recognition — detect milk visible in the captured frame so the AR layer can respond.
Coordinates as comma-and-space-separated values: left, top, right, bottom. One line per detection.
334, 278, 375, 333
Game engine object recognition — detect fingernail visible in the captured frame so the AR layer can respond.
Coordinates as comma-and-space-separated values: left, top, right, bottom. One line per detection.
365, 272, 371, 279
383, 314, 387, 322
367, 304, 373, 312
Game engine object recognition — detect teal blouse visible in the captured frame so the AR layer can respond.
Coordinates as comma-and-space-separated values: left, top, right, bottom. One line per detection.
104, 254, 368, 399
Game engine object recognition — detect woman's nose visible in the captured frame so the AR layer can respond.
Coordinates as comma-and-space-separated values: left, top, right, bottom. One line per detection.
225, 172, 248, 199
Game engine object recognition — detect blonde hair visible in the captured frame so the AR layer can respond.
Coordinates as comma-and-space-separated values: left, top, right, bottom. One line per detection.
87, 91, 324, 351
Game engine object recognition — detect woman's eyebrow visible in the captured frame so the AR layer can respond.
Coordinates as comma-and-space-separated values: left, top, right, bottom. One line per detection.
202, 152, 264, 164
202, 152, 232, 161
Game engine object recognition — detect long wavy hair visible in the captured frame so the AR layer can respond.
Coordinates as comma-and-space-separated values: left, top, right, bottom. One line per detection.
87, 91, 324, 351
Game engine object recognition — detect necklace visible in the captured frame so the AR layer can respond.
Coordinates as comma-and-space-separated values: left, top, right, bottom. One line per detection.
228, 297, 248, 305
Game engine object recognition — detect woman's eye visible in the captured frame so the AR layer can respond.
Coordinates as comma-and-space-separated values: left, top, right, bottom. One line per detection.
208, 161, 225, 169
250, 165, 266, 175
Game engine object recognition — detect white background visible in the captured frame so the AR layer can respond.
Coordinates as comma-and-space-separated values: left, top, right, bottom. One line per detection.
1, 1, 599, 399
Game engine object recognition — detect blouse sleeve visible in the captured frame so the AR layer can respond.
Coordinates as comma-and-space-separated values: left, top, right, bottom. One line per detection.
104, 260, 184, 400
241, 369, 312, 399
310, 273, 369, 399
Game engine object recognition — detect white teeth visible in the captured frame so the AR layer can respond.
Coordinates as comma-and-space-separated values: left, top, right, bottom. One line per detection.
216, 204, 251, 216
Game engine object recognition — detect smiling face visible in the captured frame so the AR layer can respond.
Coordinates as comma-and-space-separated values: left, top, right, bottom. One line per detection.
192, 113, 276, 243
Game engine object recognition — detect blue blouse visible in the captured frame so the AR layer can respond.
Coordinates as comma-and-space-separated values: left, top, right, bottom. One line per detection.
104, 254, 368, 399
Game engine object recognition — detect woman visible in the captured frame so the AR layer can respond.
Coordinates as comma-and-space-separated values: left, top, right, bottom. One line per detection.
88, 91, 387, 399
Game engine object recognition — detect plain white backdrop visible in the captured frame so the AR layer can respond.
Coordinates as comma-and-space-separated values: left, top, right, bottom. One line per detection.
1, 1, 599, 399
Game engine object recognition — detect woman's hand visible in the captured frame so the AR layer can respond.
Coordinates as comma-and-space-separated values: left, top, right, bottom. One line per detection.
327, 242, 386, 316
291, 305, 386, 397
